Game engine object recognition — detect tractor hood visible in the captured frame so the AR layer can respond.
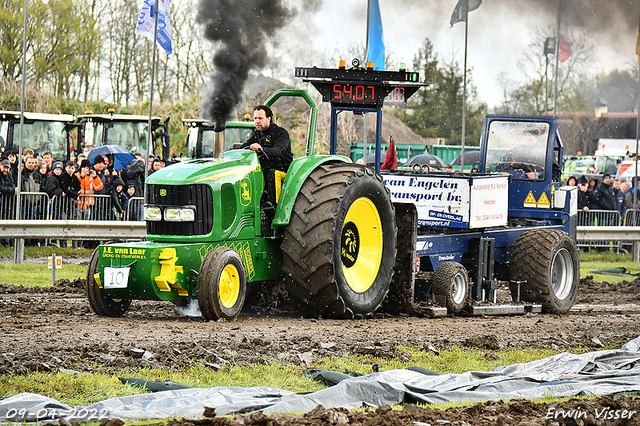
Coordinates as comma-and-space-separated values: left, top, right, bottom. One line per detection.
147, 150, 259, 185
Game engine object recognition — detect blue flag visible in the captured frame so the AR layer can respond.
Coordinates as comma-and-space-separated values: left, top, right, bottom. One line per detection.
366, 0, 385, 70
136, 0, 173, 55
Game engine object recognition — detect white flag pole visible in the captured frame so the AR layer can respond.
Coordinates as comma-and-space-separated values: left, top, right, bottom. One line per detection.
633, 17, 640, 261
144, 0, 160, 203
364, 0, 370, 161
460, 0, 469, 171
553, 0, 562, 116
14, 0, 28, 264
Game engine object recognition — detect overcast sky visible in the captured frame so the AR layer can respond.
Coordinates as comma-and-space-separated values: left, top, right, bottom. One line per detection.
277, 1, 639, 109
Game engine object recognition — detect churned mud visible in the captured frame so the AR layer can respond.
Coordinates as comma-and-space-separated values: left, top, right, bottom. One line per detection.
1, 274, 640, 424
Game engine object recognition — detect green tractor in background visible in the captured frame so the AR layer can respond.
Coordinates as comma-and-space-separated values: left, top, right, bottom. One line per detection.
182, 117, 255, 160
86, 88, 398, 319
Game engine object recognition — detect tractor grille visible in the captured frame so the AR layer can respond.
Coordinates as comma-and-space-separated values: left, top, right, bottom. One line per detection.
146, 184, 213, 236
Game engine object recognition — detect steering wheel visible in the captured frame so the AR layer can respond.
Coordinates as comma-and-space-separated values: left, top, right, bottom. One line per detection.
510, 162, 539, 174
243, 145, 269, 161
494, 161, 538, 174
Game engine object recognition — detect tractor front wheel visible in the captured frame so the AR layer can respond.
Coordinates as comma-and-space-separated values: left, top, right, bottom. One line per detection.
198, 246, 246, 320
86, 247, 131, 317
282, 163, 396, 318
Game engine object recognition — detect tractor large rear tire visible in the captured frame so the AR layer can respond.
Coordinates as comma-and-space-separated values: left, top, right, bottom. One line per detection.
86, 247, 131, 317
281, 163, 396, 318
509, 229, 579, 314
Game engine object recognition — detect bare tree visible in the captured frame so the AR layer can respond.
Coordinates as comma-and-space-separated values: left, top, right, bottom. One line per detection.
76, 0, 104, 102
103, 0, 138, 104
495, 26, 595, 115
0, 0, 27, 80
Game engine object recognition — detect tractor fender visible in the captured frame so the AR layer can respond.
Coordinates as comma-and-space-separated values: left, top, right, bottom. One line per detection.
272, 154, 351, 227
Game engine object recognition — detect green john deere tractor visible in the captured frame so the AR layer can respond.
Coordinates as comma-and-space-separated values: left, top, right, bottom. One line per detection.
86, 88, 397, 319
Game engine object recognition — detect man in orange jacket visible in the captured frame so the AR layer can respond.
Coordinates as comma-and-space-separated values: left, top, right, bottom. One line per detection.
74, 159, 103, 221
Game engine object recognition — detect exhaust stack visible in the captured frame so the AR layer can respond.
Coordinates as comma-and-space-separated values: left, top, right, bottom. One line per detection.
214, 125, 225, 159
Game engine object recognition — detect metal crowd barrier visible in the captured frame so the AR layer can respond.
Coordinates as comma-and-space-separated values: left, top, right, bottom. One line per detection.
126, 197, 144, 221
48, 195, 76, 220
0, 192, 147, 248
0, 192, 147, 222
92, 195, 145, 221
576, 209, 622, 252
0, 192, 50, 220
619, 209, 640, 253
624, 209, 640, 227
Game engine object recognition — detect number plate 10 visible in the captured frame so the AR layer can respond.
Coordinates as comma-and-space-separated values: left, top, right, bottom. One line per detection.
104, 267, 131, 289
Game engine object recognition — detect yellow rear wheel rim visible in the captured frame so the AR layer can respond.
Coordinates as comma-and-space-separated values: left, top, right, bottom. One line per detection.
219, 264, 240, 308
341, 197, 383, 293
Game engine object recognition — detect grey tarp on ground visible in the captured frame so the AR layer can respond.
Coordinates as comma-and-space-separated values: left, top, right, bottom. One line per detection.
2, 336, 640, 423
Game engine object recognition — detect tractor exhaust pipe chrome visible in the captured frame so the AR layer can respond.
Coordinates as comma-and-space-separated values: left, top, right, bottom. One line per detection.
214, 124, 225, 159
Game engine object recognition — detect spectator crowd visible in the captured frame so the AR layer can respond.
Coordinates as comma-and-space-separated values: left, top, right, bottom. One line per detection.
568, 173, 640, 222
0, 147, 166, 247
3, 148, 640, 246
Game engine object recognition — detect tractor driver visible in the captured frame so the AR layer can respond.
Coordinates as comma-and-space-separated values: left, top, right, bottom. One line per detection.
502, 126, 561, 182
241, 105, 293, 207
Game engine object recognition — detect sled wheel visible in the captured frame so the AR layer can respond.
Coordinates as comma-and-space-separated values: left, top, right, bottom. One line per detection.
509, 229, 579, 314
432, 262, 469, 314
198, 246, 246, 320
281, 163, 396, 318
86, 247, 131, 317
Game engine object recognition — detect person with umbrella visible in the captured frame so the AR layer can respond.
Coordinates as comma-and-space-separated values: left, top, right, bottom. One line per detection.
87, 145, 136, 171
122, 157, 146, 198
92, 156, 110, 193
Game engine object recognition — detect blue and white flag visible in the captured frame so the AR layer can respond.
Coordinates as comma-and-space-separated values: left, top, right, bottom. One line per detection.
136, 0, 172, 55
366, 0, 385, 70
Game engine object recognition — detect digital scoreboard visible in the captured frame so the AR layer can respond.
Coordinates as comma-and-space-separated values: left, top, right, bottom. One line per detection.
295, 66, 422, 107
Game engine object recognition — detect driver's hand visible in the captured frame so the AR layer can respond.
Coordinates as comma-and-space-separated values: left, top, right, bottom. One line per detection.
525, 170, 538, 180
250, 143, 262, 153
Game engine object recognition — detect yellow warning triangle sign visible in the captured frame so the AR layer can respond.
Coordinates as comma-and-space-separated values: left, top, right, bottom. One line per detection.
537, 192, 550, 209
523, 191, 537, 208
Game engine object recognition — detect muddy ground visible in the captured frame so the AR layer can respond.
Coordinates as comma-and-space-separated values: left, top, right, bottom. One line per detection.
1, 270, 640, 425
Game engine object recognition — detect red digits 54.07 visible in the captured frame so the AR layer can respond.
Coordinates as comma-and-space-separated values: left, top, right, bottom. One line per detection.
332, 84, 375, 101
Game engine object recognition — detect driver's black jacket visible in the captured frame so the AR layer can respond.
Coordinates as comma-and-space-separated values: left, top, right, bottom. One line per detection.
241, 123, 293, 172
502, 144, 561, 181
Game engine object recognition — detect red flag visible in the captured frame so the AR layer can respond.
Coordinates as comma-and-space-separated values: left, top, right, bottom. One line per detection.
557, 0, 583, 63
558, 33, 572, 62
381, 138, 398, 170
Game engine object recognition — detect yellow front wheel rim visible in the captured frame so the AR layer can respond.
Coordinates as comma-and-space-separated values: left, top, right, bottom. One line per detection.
340, 197, 383, 293
219, 264, 240, 308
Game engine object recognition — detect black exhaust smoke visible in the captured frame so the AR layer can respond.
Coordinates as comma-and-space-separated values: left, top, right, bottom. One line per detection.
197, 0, 294, 129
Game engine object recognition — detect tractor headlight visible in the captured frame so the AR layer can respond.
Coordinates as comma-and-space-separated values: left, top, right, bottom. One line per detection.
165, 207, 195, 222
179, 208, 195, 222
144, 206, 162, 221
